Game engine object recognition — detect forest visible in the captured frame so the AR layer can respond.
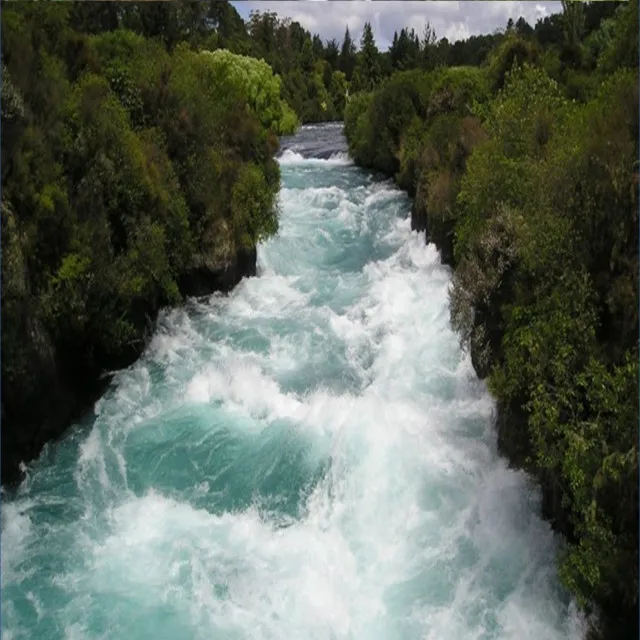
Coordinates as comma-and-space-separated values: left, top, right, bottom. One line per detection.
344, 1, 638, 638
0, 1, 327, 487
1, 1, 638, 638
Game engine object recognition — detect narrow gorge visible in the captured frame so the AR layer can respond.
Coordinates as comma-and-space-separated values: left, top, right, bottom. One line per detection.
2, 124, 586, 640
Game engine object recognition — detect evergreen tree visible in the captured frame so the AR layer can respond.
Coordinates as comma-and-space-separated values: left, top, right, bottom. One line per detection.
390, 28, 421, 71
324, 38, 340, 69
515, 16, 534, 37
422, 22, 437, 70
312, 33, 324, 58
390, 31, 400, 69
299, 36, 315, 75
561, 0, 586, 67
339, 26, 357, 81
352, 22, 380, 92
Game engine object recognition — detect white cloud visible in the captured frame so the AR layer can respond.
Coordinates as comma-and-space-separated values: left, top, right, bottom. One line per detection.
233, 1, 563, 48
444, 22, 471, 43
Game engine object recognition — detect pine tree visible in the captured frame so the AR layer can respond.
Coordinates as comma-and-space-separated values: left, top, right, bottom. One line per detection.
339, 26, 356, 81
312, 34, 324, 58
390, 31, 400, 69
421, 22, 437, 70
300, 37, 315, 75
352, 22, 380, 91
324, 38, 340, 69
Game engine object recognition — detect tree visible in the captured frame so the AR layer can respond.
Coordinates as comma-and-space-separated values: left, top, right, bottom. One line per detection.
312, 33, 324, 58
299, 36, 315, 75
329, 69, 347, 118
69, 2, 119, 34
390, 28, 421, 71
562, 0, 585, 46
434, 37, 451, 67
422, 22, 438, 69
339, 25, 356, 80
534, 13, 564, 47
515, 17, 534, 37
561, 0, 585, 67
352, 22, 380, 92
206, 1, 249, 52
324, 38, 340, 70
202, 49, 298, 134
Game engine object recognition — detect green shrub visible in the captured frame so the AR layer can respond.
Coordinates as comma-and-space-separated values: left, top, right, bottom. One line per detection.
1, 3, 288, 442
486, 33, 541, 91
201, 48, 299, 134
346, 17, 638, 632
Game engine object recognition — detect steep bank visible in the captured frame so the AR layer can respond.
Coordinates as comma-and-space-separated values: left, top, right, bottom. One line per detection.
1, 243, 258, 487
1, 7, 295, 486
343, 5, 639, 635
1, 124, 587, 639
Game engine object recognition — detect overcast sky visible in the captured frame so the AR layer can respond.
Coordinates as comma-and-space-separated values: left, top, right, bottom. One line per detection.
231, 1, 563, 50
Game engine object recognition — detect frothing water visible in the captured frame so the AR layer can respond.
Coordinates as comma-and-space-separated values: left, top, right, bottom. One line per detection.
2, 123, 585, 639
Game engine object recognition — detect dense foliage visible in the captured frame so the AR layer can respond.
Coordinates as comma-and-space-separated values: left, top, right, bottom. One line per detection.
344, 2, 638, 638
0, 2, 300, 483
243, 11, 348, 123
2, 2, 637, 636
23, 1, 350, 125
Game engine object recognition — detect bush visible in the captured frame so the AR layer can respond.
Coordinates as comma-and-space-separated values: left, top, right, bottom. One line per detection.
452, 58, 638, 631
486, 33, 541, 91
201, 48, 299, 135
346, 17, 638, 632
344, 90, 374, 166
1, 5, 290, 482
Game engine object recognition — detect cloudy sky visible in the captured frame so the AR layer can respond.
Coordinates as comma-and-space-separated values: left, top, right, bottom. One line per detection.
231, 1, 562, 50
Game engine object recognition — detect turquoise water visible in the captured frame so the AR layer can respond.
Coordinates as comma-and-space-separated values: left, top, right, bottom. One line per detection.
2, 124, 585, 639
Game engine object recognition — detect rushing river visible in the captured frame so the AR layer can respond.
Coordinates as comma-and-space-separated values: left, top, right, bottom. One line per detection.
2, 124, 585, 639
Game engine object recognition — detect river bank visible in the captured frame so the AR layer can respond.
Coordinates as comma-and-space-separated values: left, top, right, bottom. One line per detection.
1, 123, 588, 639
343, 42, 638, 636
1, 243, 258, 488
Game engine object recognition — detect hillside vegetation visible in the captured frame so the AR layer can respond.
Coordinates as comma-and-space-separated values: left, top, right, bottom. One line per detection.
344, 2, 638, 638
0, 2, 308, 485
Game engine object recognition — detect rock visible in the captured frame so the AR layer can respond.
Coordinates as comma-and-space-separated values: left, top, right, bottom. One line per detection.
1, 243, 258, 488
0, 310, 106, 487
410, 199, 427, 234
179, 244, 257, 297
410, 198, 456, 267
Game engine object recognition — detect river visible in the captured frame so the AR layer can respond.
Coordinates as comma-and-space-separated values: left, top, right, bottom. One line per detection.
2, 123, 585, 639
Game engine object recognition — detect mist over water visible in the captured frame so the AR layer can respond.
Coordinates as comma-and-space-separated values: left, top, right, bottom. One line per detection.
2, 123, 585, 639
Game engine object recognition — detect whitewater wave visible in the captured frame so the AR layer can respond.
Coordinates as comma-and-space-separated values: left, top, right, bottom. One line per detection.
1, 125, 587, 640
278, 149, 353, 166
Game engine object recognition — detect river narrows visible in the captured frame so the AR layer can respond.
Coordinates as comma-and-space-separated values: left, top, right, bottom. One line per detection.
2, 124, 585, 639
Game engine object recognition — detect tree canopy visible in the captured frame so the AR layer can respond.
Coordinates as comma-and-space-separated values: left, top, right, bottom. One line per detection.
344, 2, 639, 638
0, 1, 296, 484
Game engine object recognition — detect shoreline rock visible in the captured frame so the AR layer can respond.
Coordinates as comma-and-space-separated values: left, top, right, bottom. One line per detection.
410, 181, 578, 542
0, 244, 258, 489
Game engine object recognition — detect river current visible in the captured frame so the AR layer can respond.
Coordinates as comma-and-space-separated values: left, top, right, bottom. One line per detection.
2, 124, 585, 639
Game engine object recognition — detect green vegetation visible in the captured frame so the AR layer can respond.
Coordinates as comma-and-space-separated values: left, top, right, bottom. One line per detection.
2, 1, 637, 635
5, 0, 400, 483
344, 2, 638, 637
0, 1, 313, 484
243, 11, 348, 123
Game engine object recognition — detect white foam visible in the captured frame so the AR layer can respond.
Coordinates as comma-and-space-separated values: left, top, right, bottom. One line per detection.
1, 135, 586, 639
278, 149, 353, 166
299, 122, 344, 132
1, 501, 34, 587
